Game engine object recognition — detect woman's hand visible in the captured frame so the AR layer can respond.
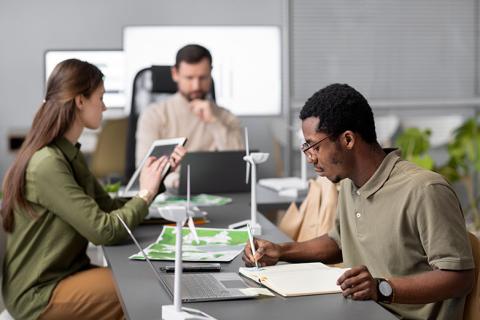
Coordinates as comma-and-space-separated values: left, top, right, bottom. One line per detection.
169, 146, 187, 171
139, 156, 169, 203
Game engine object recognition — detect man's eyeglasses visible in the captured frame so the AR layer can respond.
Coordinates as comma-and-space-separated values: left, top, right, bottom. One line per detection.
300, 135, 331, 155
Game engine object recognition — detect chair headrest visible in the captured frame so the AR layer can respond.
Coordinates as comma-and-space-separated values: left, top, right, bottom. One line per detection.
151, 65, 177, 93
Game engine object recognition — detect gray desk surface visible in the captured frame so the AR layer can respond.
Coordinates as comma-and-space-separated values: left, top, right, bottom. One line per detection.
103, 192, 396, 320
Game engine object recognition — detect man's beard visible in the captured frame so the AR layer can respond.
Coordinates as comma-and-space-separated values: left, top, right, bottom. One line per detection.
329, 151, 344, 184
183, 90, 207, 101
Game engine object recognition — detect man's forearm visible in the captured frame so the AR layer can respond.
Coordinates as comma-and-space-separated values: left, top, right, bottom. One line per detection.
278, 234, 342, 264
390, 269, 474, 304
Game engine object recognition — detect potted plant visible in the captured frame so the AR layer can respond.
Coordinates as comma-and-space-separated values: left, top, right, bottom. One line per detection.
396, 116, 480, 233
103, 181, 121, 198
395, 127, 434, 170
437, 116, 480, 231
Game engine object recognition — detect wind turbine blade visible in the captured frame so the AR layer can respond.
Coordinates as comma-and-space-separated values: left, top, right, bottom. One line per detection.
246, 162, 250, 184
187, 217, 199, 244
245, 127, 249, 156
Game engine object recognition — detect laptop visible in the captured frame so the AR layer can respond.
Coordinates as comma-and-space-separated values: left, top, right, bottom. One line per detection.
178, 151, 252, 195
115, 214, 257, 303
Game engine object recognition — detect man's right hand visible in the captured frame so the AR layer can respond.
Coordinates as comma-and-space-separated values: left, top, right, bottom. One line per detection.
189, 99, 217, 123
242, 238, 282, 267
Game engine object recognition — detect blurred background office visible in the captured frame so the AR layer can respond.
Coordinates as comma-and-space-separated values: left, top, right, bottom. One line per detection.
1, 0, 479, 215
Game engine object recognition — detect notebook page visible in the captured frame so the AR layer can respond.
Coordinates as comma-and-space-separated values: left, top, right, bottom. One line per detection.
239, 263, 349, 297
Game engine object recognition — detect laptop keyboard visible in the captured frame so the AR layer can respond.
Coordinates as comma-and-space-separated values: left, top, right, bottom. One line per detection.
181, 274, 233, 299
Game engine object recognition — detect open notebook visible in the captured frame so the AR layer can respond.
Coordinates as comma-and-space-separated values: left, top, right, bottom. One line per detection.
239, 262, 349, 297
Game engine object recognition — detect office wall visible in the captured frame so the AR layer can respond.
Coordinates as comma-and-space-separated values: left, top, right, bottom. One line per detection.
287, 0, 480, 177
0, 0, 286, 182
291, 0, 476, 103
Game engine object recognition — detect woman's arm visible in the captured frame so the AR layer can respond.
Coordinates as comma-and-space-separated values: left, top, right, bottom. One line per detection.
32, 155, 151, 245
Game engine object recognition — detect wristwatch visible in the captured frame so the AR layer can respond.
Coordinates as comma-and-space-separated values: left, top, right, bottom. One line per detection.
137, 189, 152, 204
375, 278, 394, 304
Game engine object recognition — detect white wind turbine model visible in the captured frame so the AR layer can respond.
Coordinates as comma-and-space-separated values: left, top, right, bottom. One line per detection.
258, 126, 308, 197
228, 127, 269, 235
160, 165, 214, 320
117, 165, 212, 319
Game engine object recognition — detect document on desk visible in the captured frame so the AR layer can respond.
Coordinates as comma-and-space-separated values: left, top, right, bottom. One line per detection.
239, 262, 349, 297
130, 226, 248, 262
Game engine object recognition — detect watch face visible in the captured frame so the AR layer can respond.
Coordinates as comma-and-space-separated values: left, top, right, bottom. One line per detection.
379, 280, 393, 297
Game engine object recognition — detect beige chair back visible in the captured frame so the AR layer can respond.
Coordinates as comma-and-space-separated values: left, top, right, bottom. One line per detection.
278, 176, 338, 241
90, 118, 128, 180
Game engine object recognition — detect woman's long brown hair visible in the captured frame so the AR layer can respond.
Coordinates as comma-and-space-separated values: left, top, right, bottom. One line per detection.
1, 59, 103, 232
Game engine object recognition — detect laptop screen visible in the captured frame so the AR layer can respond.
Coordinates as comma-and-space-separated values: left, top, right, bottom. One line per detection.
178, 151, 251, 195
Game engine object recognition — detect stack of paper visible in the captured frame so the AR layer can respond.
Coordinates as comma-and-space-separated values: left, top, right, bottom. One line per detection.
239, 262, 349, 297
258, 177, 308, 197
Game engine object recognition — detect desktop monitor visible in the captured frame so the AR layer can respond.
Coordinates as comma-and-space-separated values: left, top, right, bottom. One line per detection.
44, 50, 126, 108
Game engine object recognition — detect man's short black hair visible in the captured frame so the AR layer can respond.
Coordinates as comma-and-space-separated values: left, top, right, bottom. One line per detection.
175, 44, 212, 68
299, 83, 377, 144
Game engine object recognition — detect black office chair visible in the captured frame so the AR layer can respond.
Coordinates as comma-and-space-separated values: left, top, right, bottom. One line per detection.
125, 65, 216, 181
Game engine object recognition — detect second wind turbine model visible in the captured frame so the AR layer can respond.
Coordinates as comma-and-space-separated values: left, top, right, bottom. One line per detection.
228, 127, 269, 235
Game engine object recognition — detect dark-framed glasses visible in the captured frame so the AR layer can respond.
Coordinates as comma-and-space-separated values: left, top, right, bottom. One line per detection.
300, 135, 331, 155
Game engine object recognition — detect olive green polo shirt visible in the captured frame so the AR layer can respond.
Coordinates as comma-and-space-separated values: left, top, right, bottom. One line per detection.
328, 149, 474, 320
2, 137, 148, 320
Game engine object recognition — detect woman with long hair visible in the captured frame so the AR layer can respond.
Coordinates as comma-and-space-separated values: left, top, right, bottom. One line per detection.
1, 59, 186, 320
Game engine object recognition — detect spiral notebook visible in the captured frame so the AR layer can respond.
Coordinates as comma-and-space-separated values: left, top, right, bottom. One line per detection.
239, 262, 349, 297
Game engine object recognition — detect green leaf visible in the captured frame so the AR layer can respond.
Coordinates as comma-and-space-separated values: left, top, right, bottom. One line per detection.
436, 164, 461, 183
445, 116, 480, 179
103, 181, 121, 193
410, 155, 434, 170
395, 128, 431, 158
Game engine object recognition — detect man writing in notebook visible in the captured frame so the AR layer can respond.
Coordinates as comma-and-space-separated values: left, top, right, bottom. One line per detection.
136, 44, 244, 164
243, 84, 474, 319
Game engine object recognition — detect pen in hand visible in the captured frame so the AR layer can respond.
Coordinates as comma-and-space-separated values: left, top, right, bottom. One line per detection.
247, 223, 259, 270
